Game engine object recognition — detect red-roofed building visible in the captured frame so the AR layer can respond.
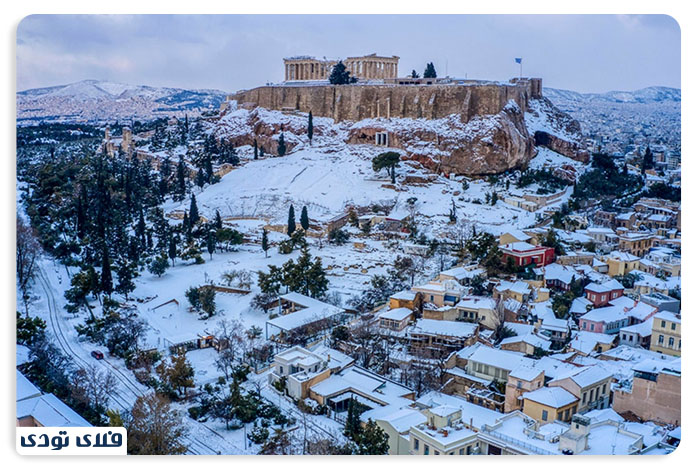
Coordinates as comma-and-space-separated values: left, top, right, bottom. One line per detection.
500, 242, 555, 267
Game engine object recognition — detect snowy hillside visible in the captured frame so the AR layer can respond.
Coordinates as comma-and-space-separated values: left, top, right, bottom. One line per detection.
545, 86, 681, 104
17, 80, 228, 125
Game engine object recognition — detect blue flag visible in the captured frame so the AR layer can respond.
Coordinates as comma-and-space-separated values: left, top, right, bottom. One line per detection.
515, 57, 522, 64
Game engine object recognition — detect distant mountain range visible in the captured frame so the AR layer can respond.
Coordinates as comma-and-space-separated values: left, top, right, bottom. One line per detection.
17, 80, 229, 125
545, 86, 680, 105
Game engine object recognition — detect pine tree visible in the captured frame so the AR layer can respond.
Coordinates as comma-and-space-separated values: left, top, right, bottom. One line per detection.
643, 145, 654, 172
307, 111, 314, 145
300, 206, 309, 231
253, 139, 259, 160
189, 195, 199, 225
410, 69, 420, 78
423, 62, 437, 78
356, 419, 390, 455
260, 146, 265, 158
100, 247, 113, 296
262, 229, 269, 258
287, 205, 296, 235
329, 61, 357, 85
277, 133, 286, 157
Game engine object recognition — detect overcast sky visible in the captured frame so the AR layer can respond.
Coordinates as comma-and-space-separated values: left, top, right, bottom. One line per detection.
17, 14, 680, 94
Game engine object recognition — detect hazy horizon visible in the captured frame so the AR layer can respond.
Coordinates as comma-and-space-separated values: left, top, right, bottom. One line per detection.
17, 14, 681, 94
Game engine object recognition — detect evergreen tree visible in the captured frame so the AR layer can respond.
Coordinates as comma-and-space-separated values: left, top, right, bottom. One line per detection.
100, 247, 113, 296
329, 61, 358, 85
356, 419, 390, 455
372, 152, 401, 184
287, 205, 296, 235
277, 133, 286, 157
259, 146, 265, 158
206, 229, 216, 259
261, 229, 269, 258
116, 259, 136, 299
195, 169, 206, 188
149, 254, 170, 277
189, 195, 199, 225
410, 70, 420, 78
300, 206, 310, 231
307, 111, 314, 145
168, 235, 178, 266
423, 62, 437, 78
175, 156, 187, 201
253, 139, 259, 160
344, 398, 361, 440
214, 210, 223, 230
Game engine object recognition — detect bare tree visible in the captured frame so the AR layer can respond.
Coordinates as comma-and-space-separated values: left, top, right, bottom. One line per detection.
69, 364, 117, 414
17, 216, 41, 315
214, 318, 247, 379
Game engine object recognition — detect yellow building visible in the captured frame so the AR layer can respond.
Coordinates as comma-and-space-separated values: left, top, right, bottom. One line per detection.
521, 387, 578, 424
602, 251, 640, 277
649, 312, 681, 356
547, 366, 613, 413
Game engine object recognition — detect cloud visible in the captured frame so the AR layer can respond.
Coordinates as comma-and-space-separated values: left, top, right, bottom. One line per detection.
16, 14, 680, 94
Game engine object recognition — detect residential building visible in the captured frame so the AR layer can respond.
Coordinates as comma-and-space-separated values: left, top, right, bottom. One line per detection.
521, 386, 579, 424
548, 366, 613, 413
500, 242, 555, 267
649, 312, 681, 356
613, 358, 681, 425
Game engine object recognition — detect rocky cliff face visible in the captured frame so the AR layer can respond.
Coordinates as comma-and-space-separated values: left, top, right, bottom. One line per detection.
347, 100, 535, 175
214, 82, 584, 176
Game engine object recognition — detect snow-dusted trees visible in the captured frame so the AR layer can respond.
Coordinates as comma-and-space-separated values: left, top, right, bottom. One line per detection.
16, 216, 40, 314
372, 151, 401, 184
156, 352, 195, 398
287, 205, 296, 235
328, 61, 357, 85
423, 62, 437, 78
127, 393, 188, 455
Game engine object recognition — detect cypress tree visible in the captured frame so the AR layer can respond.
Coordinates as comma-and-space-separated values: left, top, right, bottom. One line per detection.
300, 206, 309, 231
189, 195, 199, 225
100, 247, 113, 296
308, 111, 314, 145
176, 156, 187, 200
168, 235, 177, 266
287, 205, 296, 236
214, 210, 223, 230
206, 229, 216, 260
253, 140, 259, 160
410, 69, 420, 78
277, 133, 286, 157
262, 229, 269, 258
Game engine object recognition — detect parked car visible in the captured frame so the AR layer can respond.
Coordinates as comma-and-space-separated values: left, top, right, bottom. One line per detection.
91, 350, 104, 360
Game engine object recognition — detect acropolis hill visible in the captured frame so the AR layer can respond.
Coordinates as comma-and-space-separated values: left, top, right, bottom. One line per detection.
219, 54, 586, 175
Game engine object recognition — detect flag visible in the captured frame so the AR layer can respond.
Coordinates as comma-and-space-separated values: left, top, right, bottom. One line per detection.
515, 57, 522, 64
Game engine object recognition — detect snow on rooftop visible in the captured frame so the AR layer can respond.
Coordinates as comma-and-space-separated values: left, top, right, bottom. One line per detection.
522, 386, 577, 408
409, 318, 477, 337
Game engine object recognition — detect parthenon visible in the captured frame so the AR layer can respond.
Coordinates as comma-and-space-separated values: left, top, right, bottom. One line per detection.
284, 53, 399, 82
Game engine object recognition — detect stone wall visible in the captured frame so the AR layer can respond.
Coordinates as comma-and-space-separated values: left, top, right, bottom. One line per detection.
228, 80, 540, 123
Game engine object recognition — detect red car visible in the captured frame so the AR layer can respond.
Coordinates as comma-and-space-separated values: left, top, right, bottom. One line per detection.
91, 350, 104, 360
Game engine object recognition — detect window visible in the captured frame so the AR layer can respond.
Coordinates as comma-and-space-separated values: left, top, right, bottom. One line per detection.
459, 448, 464, 455
517, 380, 522, 389
602, 384, 607, 394
671, 323, 676, 330
661, 320, 666, 328
659, 335, 665, 344
669, 337, 675, 347
467, 446, 472, 455
542, 410, 548, 421
589, 389, 594, 401
590, 324, 595, 331
622, 334, 626, 341
414, 439, 419, 450
582, 392, 587, 403
424, 444, 429, 455
375, 132, 389, 147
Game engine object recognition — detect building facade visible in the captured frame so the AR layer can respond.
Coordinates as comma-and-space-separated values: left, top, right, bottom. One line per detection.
284, 53, 399, 81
